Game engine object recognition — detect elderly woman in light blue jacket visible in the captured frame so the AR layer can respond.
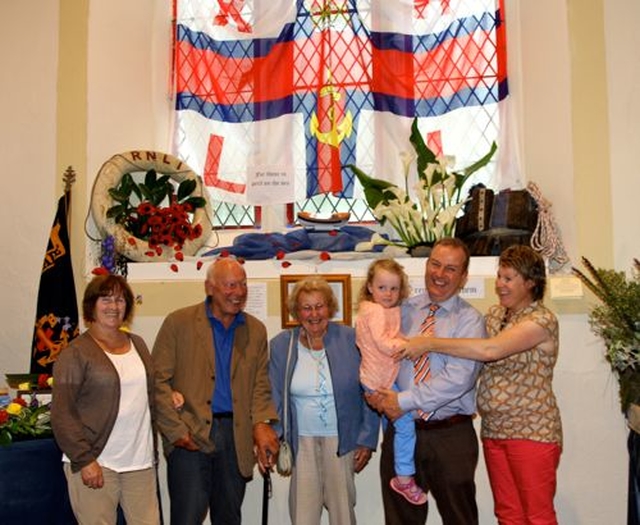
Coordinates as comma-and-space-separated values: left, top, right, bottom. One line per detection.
269, 276, 380, 525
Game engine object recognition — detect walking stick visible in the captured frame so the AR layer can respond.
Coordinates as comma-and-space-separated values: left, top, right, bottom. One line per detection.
262, 469, 271, 525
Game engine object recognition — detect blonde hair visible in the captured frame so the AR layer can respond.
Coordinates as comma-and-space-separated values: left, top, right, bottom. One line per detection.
357, 258, 411, 305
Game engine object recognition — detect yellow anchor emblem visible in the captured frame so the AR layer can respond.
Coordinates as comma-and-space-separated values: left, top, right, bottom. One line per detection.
310, 84, 353, 148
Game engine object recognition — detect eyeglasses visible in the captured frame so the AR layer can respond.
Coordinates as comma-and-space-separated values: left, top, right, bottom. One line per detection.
299, 303, 327, 314
98, 296, 126, 305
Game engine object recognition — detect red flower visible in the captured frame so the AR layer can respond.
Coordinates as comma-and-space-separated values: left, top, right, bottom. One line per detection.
91, 266, 110, 276
159, 235, 174, 247
13, 397, 27, 407
175, 252, 184, 261
220, 250, 230, 258
137, 202, 155, 216
127, 237, 137, 246
174, 225, 190, 241
0, 410, 9, 425
170, 264, 179, 273
37, 374, 50, 389
320, 252, 331, 261
196, 261, 204, 270
276, 250, 286, 260
281, 261, 292, 268
145, 251, 156, 257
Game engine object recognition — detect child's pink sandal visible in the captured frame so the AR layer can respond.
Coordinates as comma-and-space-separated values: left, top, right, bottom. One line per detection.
390, 476, 428, 505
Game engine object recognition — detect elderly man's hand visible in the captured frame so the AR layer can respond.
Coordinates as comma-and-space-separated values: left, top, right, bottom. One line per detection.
173, 432, 200, 451
253, 421, 279, 473
365, 389, 404, 421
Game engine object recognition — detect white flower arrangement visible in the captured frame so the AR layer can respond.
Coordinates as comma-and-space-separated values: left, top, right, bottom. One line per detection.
349, 118, 497, 250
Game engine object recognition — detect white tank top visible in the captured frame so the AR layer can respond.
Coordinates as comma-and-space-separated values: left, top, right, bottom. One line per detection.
98, 342, 154, 472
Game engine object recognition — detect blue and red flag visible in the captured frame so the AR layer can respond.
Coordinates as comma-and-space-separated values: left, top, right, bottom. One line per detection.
173, 0, 508, 205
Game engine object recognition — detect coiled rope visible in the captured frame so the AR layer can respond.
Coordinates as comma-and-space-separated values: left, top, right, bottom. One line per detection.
527, 182, 570, 272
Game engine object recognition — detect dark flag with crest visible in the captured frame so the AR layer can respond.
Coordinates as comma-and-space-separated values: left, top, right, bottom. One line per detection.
30, 188, 80, 374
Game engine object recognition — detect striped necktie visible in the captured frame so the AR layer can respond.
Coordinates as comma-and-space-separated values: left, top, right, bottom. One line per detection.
414, 303, 439, 420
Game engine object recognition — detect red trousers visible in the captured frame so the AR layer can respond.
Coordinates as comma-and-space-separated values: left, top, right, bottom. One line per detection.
483, 438, 561, 525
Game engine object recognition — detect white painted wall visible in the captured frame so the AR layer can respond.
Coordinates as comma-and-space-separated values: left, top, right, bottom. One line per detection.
0, 1, 636, 524
604, 0, 640, 269
0, 2, 60, 377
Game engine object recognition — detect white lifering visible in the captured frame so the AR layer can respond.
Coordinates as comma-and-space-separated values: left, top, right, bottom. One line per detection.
91, 151, 213, 262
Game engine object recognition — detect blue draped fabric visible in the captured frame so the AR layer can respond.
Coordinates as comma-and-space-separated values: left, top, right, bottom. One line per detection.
203, 225, 383, 259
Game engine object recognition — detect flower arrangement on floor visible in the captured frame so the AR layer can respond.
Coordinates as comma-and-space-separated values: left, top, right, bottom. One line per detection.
90, 151, 213, 263
572, 257, 640, 412
0, 374, 53, 445
349, 118, 497, 251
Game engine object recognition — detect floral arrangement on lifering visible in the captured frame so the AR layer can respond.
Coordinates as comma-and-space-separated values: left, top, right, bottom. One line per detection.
91, 151, 213, 262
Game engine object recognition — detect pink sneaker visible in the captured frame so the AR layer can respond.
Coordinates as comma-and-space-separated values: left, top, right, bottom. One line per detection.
390, 476, 428, 505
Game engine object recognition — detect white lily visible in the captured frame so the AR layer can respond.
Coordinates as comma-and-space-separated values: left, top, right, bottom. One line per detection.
349, 118, 497, 249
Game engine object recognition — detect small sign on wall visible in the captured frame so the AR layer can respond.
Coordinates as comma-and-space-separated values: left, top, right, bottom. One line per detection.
246, 166, 295, 204
409, 276, 485, 300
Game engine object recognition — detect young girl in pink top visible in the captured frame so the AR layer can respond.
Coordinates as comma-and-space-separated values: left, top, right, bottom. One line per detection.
356, 258, 427, 506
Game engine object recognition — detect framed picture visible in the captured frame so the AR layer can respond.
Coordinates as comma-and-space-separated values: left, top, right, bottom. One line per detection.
280, 274, 352, 328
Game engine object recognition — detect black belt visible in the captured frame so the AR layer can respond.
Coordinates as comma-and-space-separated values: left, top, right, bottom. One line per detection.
213, 412, 233, 419
415, 414, 473, 431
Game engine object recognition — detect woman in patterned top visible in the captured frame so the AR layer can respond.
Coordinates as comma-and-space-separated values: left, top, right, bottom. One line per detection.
396, 245, 562, 525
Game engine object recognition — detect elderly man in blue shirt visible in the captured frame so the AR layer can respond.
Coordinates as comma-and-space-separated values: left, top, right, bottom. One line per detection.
368, 237, 486, 525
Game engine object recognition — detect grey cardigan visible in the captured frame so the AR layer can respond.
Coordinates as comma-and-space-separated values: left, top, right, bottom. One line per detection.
51, 331, 156, 473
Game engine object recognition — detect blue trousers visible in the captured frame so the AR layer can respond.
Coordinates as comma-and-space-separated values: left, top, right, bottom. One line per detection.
393, 411, 418, 476
363, 383, 416, 477
167, 418, 249, 525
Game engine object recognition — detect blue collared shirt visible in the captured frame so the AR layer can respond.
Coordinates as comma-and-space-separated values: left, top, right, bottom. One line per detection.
206, 298, 246, 413
396, 292, 486, 419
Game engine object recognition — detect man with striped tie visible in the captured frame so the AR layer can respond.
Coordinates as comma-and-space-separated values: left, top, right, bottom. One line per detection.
367, 237, 486, 525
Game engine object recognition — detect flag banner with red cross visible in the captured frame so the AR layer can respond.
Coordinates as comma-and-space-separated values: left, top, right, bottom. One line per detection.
173, 0, 509, 206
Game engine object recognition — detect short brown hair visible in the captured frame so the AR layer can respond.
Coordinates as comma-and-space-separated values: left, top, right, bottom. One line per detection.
288, 276, 339, 321
82, 274, 135, 324
432, 237, 471, 272
499, 245, 547, 301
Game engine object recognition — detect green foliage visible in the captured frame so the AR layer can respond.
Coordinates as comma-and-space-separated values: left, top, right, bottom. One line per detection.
347, 165, 397, 211
573, 257, 640, 411
0, 399, 52, 446
107, 169, 206, 226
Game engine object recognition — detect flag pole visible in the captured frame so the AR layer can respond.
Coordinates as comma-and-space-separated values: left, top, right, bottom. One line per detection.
62, 166, 76, 232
